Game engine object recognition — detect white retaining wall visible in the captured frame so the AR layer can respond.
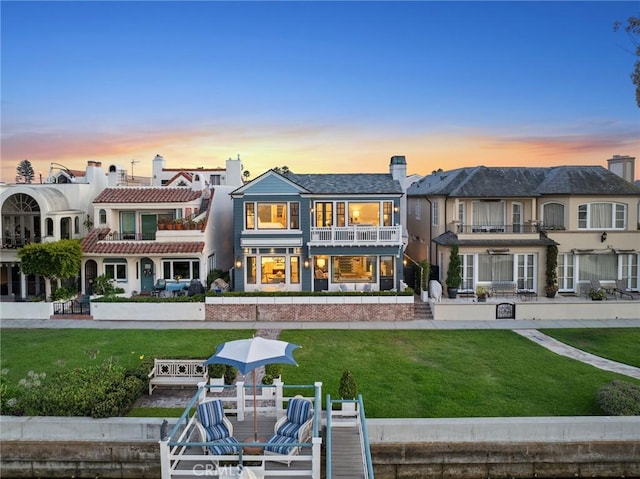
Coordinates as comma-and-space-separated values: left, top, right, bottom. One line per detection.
0, 302, 53, 320
91, 302, 205, 321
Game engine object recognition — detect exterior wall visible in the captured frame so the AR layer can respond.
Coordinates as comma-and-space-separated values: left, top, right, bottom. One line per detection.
429, 299, 640, 321
205, 295, 414, 321
0, 301, 54, 319
91, 302, 205, 321
2, 416, 638, 479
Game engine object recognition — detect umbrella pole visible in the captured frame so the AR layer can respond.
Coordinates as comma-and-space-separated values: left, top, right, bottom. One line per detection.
253, 369, 258, 442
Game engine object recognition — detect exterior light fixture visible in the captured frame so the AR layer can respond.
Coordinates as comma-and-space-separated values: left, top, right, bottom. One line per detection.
235, 258, 243, 269
303, 259, 310, 268
601, 231, 607, 243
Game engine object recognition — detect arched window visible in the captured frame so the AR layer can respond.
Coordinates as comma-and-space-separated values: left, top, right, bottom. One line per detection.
99, 209, 107, 224
74, 216, 80, 234
542, 202, 565, 230
45, 218, 54, 236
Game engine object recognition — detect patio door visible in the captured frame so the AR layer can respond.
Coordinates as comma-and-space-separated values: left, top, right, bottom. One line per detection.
558, 253, 575, 292
141, 214, 157, 240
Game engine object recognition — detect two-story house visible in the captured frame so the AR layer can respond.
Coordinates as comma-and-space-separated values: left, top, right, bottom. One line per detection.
406, 165, 640, 296
231, 156, 408, 292
80, 183, 235, 296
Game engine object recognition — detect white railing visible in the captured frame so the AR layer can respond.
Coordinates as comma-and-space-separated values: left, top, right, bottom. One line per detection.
309, 225, 402, 246
160, 382, 323, 479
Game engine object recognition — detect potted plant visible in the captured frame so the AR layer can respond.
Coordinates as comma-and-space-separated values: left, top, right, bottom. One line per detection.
445, 244, 462, 299
545, 244, 559, 298
476, 286, 488, 302
174, 219, 184, 230
208, 363, 226, 393
157, 219, 167, 230
197, 218, 206, 230
588, 288, 606, 301
338, 369, 358, 411
187, 219, 196, 230
419, 259, 430, 302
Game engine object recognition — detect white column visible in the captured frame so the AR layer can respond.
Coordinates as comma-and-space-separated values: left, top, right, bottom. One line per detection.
20, 270, 27, 299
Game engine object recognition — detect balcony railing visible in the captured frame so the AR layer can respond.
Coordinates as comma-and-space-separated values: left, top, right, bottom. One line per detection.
1, 235, 42, 248
456, 224, 539, 234
309, 225, 402, 246
99, 231, 156, 241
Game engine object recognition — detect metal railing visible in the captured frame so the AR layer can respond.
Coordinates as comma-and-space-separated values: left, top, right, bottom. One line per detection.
53, 299, 90, 315
1, 235, 42, 248
99, 231, 156, 241
456, 224, 539, 234
309, 225, 402, 246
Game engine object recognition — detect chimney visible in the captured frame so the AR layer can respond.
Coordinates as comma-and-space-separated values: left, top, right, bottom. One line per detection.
389, 155, 407, 183
607, 155, 635, 183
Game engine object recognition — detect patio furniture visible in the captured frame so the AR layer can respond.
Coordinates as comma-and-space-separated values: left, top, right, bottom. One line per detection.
589, 279, 616, 300
264, 396, 313, 465
153, 279, 166, 297
194, 399, 240, 455
148, 359, 208, 395
615, 280, 640, 300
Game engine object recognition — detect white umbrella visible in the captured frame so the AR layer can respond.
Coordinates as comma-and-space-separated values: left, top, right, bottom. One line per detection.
204, 336, 300, 441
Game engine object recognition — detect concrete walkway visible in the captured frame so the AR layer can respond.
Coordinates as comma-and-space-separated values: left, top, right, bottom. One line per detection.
514, 329, 640, 380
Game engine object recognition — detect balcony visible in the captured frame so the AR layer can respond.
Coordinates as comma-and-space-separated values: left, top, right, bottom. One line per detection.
308, 225, 402, 247
1, 235, 42, 249
456, 224, 540, 234
99, 231, 156, 241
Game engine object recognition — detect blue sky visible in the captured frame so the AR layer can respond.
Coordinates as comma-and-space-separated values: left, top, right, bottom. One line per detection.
2, 1, 639, 182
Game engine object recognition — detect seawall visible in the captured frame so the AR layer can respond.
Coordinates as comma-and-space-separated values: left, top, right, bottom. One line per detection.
1, 416, 639, 478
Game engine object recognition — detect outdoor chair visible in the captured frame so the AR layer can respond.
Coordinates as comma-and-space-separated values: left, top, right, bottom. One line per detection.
153, 279, 166, 296
194, 399, 240, 456
615, 280, 640, 300
264, 396, 313, 465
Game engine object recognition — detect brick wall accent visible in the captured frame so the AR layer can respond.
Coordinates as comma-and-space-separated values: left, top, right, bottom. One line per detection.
205, 303, 413, 321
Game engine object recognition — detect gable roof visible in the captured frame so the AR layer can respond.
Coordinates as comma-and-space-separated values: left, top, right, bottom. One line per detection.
408, 166, 640, 197
94, 187, 201, 204
81, 228, 204, 255
165, 171, 193, 185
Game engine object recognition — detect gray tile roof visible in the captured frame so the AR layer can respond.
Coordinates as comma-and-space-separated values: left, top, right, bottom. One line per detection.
407, 166, 640, 197
286, 173, 402, 195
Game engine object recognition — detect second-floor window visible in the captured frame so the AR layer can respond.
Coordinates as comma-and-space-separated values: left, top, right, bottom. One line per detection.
472, 200, 504, 231
120, 212, 136, 239
432, 201, 439, 226
244, 202, 300, 230
578, 202, 626, 229
99, 209, 107, 225
542, 202, 565, 229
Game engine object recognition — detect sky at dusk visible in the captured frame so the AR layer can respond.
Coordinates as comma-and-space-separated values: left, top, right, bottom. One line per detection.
1, 1, 639, 183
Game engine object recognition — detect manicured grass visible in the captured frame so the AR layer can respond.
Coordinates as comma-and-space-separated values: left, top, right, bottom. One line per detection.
540, 328, 640, 368
279, 330, 640, 418
2, 328, 637, 418
0, 329, 250, 384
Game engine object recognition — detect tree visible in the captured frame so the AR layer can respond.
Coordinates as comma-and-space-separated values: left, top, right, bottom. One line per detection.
614, 15, 640, 107
16, 160, 35, 184
243, 170, 251, 181
18, 239, 82, 300
445, 244, 462, 292
273, 165, 291, 175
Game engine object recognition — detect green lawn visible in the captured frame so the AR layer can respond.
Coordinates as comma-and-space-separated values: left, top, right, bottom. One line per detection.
1, 328, 638, 418
540, 328, 640, 368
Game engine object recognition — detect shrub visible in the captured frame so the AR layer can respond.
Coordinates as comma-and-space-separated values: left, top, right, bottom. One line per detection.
338, 369, 357, 399
261, 374, 274, 385
596, 380, 640, 415
51, 285, 77, 302
209, 363, 227, 378
224, 366, 237, 385
265, 363, 282, 377
1, 361, 147, 418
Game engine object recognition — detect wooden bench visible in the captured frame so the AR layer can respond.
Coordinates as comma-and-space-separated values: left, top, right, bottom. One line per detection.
491, 281, 516, 297
148, 359, 209, 395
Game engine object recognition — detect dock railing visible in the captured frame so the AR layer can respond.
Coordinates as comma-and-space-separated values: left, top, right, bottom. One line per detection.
160, 381, 323, 479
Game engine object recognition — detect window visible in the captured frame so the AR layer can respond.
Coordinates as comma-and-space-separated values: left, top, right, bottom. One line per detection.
478, 253, 513, 282
516, 254, 535, 290
512, 203, 522, 233
120, 211, 136, 239
415, 201, 421, 220
619, 253, 639, 290
290, 257, 300, 284
472, 200, 505, 231
104, 259, 127, 281
162, 259, 200, 280
74, 216, 80, 235
578, 203, 626, 229
558, 253, 575, 291
577, 253, 616, 281
244, 202, 300, 230
461, 254, 474, 291
383, 201, 393, 226
315, 202, 333, 227
45, 218, 53, 236
332, 255, 376, 283
246, 256, 257, 284
458, 203, 465, 227
349, 203, 380, 226
261, 256, 286, 284
542, 203, 565, 229
432, 201, 438, 226
209, 175, 221, 185
99, 209, 107, 224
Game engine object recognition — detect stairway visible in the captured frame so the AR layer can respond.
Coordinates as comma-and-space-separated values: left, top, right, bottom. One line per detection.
414, 295, 433, 320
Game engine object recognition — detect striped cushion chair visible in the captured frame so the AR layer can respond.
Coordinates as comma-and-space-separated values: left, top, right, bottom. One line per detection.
265, 396, 313, 464
195, 399, 240, 456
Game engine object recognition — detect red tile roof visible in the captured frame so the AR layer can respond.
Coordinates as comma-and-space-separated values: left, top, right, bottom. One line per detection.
81, 228, 204, 255
166, 172, 193, 185
93, 188, 201, 204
